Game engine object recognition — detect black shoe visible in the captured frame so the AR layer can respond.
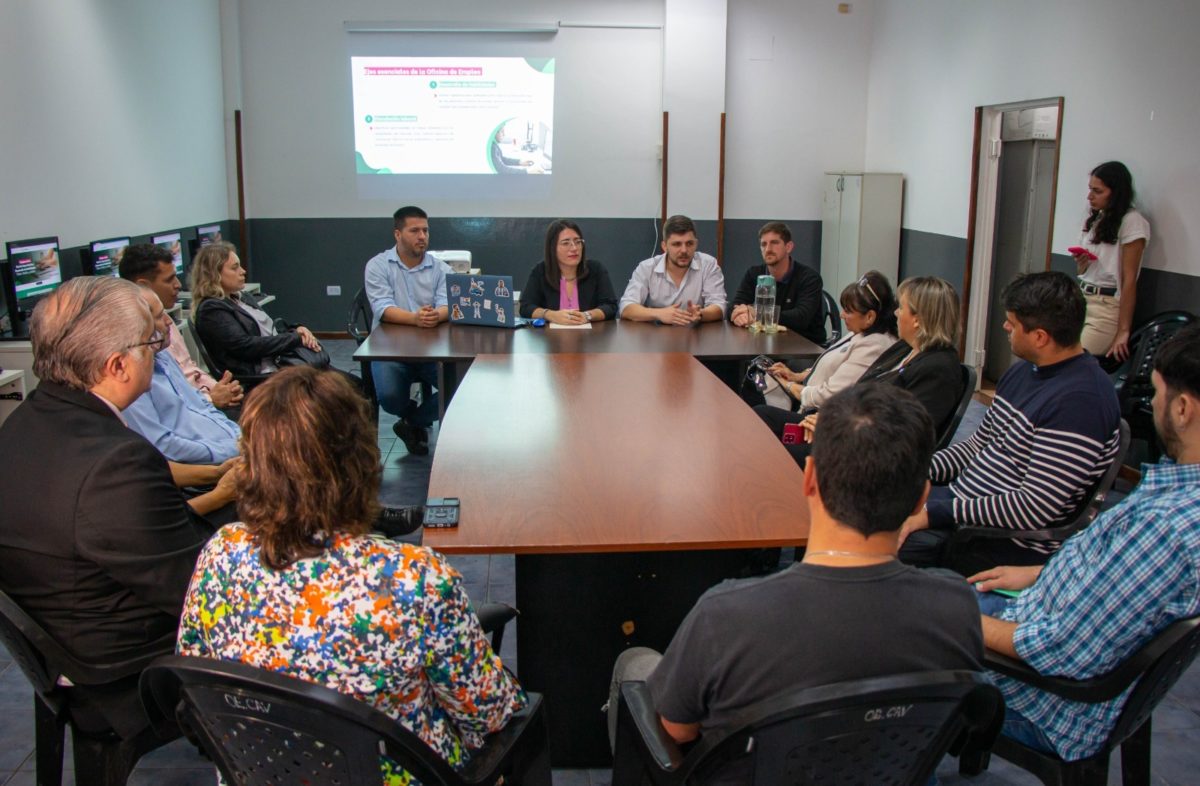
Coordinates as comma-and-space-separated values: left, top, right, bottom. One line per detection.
392, 420, 429, 456
375, 506, 424, 537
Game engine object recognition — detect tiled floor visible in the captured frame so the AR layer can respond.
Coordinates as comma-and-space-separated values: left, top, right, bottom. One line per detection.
3, 346, 1199, 784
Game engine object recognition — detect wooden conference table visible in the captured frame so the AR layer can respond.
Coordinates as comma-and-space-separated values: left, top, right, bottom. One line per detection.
354, 320, 821, 765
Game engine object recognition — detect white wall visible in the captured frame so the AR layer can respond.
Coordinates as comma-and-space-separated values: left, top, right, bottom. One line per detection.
663, 0, 727, 220
724, 0, 874, 220
232, 0, 873, 223
233, 0, 666, 220
864, 0, 1200, 276
0, 0, 228, 249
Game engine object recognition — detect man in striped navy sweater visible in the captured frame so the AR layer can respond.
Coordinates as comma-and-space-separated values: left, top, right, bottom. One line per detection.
898, 272, 1121, 575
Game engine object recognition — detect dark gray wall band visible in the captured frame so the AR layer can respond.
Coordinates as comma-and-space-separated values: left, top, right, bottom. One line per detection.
246, 217, 824, 330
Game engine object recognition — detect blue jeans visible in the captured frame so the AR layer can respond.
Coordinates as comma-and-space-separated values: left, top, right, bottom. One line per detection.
1002, 706, 1056, 753
372, 361, 439, 427
976, 591, 1014, 617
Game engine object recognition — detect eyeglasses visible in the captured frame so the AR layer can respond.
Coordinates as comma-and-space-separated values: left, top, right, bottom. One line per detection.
127, 329, 167, 353
557, 238, 585, 248
858, 276, 881, 308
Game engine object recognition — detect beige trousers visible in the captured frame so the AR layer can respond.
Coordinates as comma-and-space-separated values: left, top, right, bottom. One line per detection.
1080, 293, 1120, 356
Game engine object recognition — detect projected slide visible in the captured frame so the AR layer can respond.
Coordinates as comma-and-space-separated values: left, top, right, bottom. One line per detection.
352, 57, 554, 176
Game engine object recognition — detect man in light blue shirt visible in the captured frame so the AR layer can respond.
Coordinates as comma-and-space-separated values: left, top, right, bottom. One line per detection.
124, 290, 241, 464
619, 215, 727, 325
363, 205, 451, 455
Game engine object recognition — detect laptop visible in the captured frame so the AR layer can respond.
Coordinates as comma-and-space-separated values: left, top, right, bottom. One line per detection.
446, 273, 529, 329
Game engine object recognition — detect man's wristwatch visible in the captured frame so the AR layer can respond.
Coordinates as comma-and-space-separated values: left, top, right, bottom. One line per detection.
584, 311, 593, 322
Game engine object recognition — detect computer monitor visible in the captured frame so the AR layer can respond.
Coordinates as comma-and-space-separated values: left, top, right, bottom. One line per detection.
195, 224, 222, 248
83, 236, 130, 278
152, 231, 184, 275
5, 236, 63, 303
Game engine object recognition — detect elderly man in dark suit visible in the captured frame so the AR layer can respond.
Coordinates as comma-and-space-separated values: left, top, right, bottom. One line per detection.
0, 276, 234, 742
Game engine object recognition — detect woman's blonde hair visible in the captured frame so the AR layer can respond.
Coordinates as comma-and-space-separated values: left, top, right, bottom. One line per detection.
897, 276, 960, 351
189, 241, 237, 317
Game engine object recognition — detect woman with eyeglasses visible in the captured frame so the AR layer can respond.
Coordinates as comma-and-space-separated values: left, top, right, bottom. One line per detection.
519, 219, 618, 326
760, 276, 965, 462
178, 367, 526, 782
750, 271, 899, 421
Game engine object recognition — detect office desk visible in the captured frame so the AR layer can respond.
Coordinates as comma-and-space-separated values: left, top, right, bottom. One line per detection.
354, 319, 823, 407
424, 353, 809, 765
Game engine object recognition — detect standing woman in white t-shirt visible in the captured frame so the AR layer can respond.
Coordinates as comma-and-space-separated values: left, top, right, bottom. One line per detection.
1072, 161, 1149, 361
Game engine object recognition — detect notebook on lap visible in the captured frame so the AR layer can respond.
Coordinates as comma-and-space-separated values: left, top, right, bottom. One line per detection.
446, 273, 528, 329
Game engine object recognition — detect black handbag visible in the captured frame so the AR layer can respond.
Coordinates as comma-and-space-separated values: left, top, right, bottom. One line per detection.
275, 344, 331, 369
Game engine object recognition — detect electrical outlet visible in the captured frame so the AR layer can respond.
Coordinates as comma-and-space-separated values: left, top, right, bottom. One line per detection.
326, 285, 341, 296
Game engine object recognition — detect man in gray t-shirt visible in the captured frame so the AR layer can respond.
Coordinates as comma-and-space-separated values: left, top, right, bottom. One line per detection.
607, 385, 983, 772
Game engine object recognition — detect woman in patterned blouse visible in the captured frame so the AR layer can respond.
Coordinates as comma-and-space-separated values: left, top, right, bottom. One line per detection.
177, 366, 526, 784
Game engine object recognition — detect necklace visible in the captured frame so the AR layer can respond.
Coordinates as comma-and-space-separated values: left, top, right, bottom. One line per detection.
804, 550, 895, 561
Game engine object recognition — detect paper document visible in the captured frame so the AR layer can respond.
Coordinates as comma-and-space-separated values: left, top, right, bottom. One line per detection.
548, 322, 592, 330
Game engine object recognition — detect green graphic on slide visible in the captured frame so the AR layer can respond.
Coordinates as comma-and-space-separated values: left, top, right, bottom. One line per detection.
484, 119, 511, 174
524, 57, 555, 74
356, 151, 391, 174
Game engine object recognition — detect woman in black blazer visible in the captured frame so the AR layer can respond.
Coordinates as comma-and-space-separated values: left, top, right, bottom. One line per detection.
519, 219, 618, 325
191, 242, 320, 378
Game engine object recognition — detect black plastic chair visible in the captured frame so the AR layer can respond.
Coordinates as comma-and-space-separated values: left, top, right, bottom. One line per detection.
935, 363, 979, 451
612, 671, 1002, 786
348, 287, 381, 419
944, 418, 1130, 561
141, 654, 551, 786
190, 317, 271, 392
0, 589, 174, 786
982, 614, 1200, 786
821, 289, 842, 348
1110, 311, 1195, 461
475, 601, 518, 655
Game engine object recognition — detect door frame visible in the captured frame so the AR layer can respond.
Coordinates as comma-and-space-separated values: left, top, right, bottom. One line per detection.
961, 97, 1064, 384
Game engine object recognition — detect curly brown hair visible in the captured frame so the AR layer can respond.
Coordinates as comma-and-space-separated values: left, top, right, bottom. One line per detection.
237, 366, 381, 569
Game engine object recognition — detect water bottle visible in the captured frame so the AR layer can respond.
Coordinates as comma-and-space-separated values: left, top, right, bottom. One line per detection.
754, 274, 776, 333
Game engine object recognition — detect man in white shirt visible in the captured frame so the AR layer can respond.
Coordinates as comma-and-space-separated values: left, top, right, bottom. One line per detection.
619, 215, 727, 325
363, 205, 451, 455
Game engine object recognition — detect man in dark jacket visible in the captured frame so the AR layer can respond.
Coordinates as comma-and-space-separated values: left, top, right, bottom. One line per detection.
0, 276, 225, 741
727, 221, 826, 345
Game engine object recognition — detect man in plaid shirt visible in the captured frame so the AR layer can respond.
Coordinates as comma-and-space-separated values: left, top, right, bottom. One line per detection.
968, 323, 1200, 760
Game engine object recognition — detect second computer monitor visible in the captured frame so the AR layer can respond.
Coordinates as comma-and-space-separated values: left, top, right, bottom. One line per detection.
195, 224, 222, 248
152, 231, 184, 275
85, 237, 130, 278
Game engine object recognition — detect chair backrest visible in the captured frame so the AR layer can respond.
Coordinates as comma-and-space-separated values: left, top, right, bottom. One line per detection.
1074, 418, 1131, 528
935, 364, 978, 451
1106, 615, 1200, 750
176, 318, 209, 374
0, 589, 64, 700
189, 318, 227, 378
348, 287, 374, 345
821, 290, 842, 347
0, 589, 161, 698
1112, 310, 1195, 412
141, 655, 543, 786
676, 671, 1001, 786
